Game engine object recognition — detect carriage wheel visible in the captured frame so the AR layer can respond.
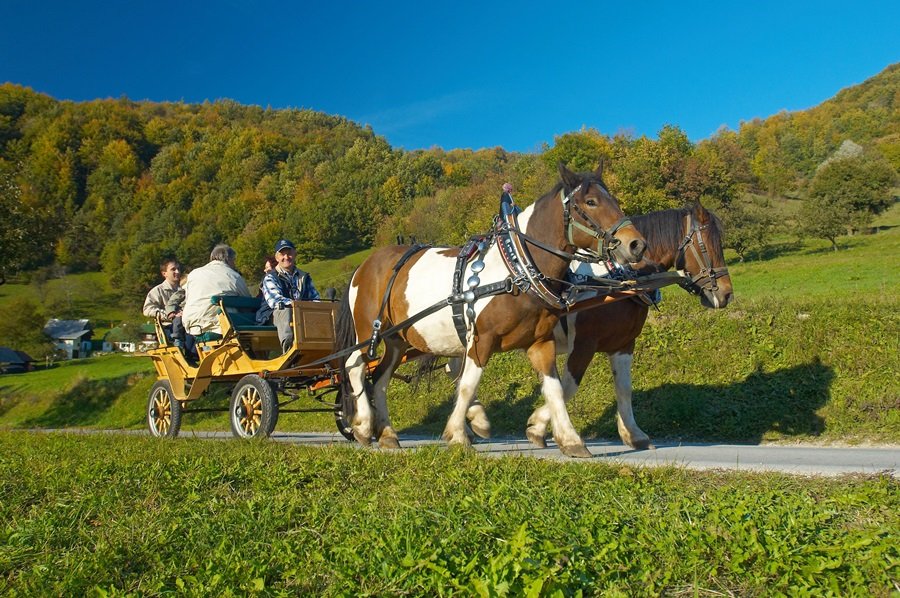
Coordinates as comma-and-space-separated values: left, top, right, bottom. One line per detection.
147, 380, 182, 438
230, 375, 279, 439
334, 390, 355, 441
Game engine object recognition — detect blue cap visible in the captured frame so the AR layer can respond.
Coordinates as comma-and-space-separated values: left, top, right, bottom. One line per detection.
274, 239, 295, 253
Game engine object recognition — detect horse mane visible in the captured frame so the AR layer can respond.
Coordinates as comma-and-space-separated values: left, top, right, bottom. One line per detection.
632, 205, 724, 262
545, 172, 612, 199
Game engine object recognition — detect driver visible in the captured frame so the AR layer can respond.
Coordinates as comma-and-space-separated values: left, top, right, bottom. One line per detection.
259, 239, 320, 353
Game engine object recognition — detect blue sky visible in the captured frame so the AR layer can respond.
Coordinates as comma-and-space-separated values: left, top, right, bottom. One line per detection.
2, 1, 897, 152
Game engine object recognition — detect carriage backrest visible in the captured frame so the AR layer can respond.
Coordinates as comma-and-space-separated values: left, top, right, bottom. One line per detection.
211, 295, 276, 332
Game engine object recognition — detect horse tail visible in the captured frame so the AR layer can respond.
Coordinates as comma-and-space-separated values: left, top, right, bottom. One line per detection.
335, 273, 359, 422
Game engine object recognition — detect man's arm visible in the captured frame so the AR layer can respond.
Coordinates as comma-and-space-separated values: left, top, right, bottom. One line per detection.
165, 288, 185, 316
142, 286, 166, 319
261, 274, 289, 308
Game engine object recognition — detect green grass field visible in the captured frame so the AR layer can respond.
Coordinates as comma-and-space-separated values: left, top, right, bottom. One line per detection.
0, 433, 896, 596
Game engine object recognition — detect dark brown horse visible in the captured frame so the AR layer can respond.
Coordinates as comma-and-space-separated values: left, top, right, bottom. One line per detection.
519, 202, 733, 449
336, 162, 648, 457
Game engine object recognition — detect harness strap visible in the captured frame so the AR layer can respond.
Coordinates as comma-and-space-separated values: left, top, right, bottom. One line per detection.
495, 198, 571, 310
368, 244, 429, 358
451, 236, 488, 346
299, 278, 514, 372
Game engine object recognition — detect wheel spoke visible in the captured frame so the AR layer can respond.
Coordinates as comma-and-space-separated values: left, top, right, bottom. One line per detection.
151, 389, 174, 435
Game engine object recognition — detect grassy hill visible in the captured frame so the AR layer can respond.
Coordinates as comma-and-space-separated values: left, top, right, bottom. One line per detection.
1, 201, 898, 444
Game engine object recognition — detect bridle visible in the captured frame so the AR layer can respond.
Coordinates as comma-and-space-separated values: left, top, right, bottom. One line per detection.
494, 181, 637, 310
560, 183, 634, 263
675, 211, 729, 296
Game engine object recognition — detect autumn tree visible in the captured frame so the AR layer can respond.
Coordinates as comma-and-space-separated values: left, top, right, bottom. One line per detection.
801, 151, 898, 249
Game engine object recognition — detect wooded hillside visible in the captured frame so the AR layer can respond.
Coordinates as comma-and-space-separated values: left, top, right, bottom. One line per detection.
1, 63, 897, 297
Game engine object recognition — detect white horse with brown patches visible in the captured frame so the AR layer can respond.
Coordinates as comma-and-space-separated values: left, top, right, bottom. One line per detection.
521, 202, 733, 450
335, 162, 648, 457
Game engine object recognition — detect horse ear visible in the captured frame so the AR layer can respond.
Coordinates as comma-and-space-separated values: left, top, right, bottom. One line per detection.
557, 161, 580, 191
693, 200, 709, 222
594, 158, 605, 180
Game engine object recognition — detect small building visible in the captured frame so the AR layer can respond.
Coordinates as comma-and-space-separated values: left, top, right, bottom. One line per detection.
90, 339, 114, 354
44, 319, 93, 360
0, 347, 35, 374
138, 323, 159, 352
113, 341, 137, 353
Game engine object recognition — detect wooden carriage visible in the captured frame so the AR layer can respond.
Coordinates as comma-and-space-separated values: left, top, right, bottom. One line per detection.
146, 296, 352, 439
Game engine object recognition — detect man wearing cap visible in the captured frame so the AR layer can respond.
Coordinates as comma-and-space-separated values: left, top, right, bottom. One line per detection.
261, 239, 320, 353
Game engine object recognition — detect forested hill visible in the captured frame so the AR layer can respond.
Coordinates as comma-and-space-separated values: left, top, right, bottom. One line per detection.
1, 63, 897, 296
734, 62, 899, 195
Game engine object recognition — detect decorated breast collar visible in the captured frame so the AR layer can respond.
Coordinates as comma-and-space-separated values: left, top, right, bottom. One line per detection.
494, 190, 571, 311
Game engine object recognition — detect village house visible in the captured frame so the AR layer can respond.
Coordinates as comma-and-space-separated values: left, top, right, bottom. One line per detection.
43, 319, 93, 360
0, 347, 35, 374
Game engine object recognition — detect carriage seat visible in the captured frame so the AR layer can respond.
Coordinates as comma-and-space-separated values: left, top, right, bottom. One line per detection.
211, 295, 277, 333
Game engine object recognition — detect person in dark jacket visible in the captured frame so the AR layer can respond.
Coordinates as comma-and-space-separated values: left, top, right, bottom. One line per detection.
259, 239, 320, 353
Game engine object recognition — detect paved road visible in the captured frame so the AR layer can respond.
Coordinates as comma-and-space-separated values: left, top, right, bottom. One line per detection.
155, 430, 898, 477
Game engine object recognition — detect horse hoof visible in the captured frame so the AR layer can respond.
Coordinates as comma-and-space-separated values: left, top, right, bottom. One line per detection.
466, 404, 491, 439
352, 429, 372, 446
469, 420, 491, 439
560, 443, 592, 458
442, 429, 472, 448
629, 437, 653, 451
379, 436, 401, 450
525, 426, 548, 448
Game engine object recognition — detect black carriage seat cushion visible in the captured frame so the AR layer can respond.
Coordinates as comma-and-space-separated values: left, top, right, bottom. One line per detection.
211, 295, 277, 332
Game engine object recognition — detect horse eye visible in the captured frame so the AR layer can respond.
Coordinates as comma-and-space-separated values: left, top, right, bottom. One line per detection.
586, 198, 598, 207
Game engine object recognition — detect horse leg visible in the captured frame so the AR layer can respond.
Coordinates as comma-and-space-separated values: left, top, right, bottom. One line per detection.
466, 399, 491, 439
440, 356, 490, 438
442, 355, 484, 447
608, 351, 652, 450
527, 339, 591, 458
370, 340, 406, 449
526, 336, 594, 449
345, 349, 374, 445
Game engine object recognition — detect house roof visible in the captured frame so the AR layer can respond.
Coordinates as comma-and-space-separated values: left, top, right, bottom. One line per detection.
0, 347, 34, 364
44, 319, 92, 340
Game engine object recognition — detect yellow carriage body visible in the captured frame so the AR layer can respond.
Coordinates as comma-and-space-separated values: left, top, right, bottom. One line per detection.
148, 297, 340, 402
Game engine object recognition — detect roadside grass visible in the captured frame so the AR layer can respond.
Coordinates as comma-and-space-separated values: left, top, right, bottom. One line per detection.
0, 432, 896, 596
725, 199, 900, 300
0, 355, 153, 429
382, 292, 899, 445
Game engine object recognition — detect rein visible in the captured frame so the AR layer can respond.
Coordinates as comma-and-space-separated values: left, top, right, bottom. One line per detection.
675, 212, 729, 296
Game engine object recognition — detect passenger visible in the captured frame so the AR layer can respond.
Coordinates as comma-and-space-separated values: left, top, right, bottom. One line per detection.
259, 239, 320, 353
182, 244, 252, 336
142, 258, 182, 344
257, 255, 277, 297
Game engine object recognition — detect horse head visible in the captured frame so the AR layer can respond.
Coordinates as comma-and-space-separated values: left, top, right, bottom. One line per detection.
557, 161, 647, 265
677, 202, 733, 308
